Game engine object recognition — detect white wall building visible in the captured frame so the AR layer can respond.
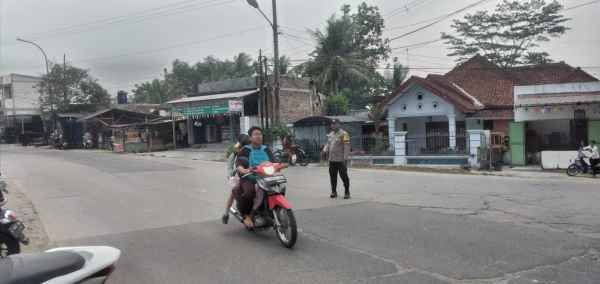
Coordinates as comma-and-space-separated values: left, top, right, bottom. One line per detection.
0, 74, 43, 135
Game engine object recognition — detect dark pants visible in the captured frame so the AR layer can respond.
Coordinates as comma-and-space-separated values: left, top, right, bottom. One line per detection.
591, 158, 600, 175
234, 179, 255, 216
329, 161, 350, 194
233, 179, 264, 216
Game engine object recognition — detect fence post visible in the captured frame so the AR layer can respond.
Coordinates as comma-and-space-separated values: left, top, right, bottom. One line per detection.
393, 131, 407, 165
387, 118, 396, 151
467, 129, 486, 168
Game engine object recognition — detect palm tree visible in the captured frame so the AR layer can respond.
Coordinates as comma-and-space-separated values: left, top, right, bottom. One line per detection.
306, 15, 373, 96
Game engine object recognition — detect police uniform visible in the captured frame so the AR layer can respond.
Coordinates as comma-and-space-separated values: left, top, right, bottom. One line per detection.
324, 128, 351, 197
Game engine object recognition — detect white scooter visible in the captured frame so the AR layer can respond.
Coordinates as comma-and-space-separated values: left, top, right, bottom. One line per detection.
0, 246, 121, 284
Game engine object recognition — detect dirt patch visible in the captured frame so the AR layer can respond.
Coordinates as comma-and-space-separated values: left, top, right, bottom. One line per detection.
4, 179, 50, 252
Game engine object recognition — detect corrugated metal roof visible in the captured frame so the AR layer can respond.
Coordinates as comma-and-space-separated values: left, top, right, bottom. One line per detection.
166, 89, 259, 105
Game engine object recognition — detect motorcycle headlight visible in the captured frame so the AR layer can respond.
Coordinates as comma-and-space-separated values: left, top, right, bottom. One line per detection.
263, 166, 275, 176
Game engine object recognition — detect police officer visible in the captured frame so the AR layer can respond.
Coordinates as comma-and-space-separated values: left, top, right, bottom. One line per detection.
323, 119, 351, 199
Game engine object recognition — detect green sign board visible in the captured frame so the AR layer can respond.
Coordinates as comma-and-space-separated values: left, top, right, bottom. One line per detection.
175, 101, 229, 118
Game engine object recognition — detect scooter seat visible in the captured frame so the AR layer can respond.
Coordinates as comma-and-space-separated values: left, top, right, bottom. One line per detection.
0, 251, 85, 284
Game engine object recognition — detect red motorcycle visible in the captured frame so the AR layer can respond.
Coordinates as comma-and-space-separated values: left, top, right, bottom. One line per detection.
229, 162, 298, 248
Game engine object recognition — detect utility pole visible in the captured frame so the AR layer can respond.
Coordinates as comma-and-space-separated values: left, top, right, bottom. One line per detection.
245, 0, 281, 124
258, 50, 265, 129
271, 0, 281, 124
263, 56, 270, 130
63, 54, 67, 108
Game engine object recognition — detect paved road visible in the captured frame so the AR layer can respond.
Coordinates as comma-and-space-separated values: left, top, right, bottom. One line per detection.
3, 146, 600, 283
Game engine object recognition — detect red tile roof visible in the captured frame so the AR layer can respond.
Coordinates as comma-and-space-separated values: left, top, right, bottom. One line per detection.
508, 63, 597, 85
387, 55, 599, 119
444, 55, 598, 107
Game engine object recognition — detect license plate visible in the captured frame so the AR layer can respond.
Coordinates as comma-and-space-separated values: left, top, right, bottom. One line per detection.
8, 222, 26, 241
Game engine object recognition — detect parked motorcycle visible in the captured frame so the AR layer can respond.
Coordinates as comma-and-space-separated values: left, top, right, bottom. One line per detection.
0, 179, 29, 257
0, 246, 121, 284
567, 147, 596, 176
83, 139, 93, 149
274, 145, 310, 166
229, 162, 298, 248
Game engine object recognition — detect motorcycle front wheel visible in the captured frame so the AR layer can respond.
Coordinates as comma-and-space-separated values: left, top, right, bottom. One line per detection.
274, 208, 297, 248
566, 164, 581, 177
0, 234, 20, 257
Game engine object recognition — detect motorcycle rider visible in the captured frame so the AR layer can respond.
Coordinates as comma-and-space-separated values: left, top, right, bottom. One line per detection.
586, 140, 599, 177
222, 134, 250, 224
234, 126, 285, 228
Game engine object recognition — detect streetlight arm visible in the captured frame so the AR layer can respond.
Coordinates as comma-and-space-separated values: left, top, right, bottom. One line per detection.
255, 7, 274, 28
17, 38, 50, 75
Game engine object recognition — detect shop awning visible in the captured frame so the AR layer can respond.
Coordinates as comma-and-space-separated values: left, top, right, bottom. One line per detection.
166, 89, 258, 118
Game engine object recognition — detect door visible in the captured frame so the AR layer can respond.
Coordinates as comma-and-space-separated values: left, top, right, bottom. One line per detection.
588, 120, 600, 144
509, 122, 525, 166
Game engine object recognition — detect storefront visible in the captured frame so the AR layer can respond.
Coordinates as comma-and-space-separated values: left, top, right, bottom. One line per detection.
167, 89, 259, 146
511, 81, 600, 167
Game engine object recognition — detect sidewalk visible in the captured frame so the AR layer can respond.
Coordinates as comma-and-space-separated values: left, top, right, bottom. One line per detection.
136, 147, 227, 162
133, 148, 587, 181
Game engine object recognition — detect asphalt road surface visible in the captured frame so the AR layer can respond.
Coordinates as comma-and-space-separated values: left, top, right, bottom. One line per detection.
3, 146, 600, 283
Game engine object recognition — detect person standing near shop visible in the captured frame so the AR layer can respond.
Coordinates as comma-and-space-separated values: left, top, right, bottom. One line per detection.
322, 119, 351, 199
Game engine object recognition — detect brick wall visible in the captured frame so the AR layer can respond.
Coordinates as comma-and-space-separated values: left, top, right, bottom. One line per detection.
278, 77, 324, 124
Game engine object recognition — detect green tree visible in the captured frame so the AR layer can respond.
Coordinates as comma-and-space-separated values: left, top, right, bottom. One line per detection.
302, 2, 390, 109
388, 58, 408, 90
327, 94, 349, 115
442, 0, 569, 67
132, 79, 172, 104
38, 63, 110, 113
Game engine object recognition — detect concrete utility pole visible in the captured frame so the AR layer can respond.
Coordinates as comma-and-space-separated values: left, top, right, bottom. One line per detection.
271, 0, 281, 124
246, 0, 281, 124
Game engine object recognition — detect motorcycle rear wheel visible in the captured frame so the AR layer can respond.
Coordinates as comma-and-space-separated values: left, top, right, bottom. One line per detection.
566, 164, 581, 177
274, 208, 297, 249
297, 152, 309, 167
0, 234, 20, 257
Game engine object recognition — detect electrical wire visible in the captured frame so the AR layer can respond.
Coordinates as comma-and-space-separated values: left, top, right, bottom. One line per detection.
389, 0, 494, 42
563, 0, 600, 11
391, 38, 444, 50
24, 0, 235, 40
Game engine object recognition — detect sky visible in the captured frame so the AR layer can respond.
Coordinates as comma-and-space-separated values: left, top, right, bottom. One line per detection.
0, 0, 599, 95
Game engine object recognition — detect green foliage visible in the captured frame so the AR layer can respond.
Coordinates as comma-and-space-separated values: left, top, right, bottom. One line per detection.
442, 0, 569, 67
132, 53, 257, 103
268, 123, 292, 140
389, 58, 408, 90
300, 2, 390, 110
38, 63, 110, 113
132, 79, 172, 104
327, 94, 349, 115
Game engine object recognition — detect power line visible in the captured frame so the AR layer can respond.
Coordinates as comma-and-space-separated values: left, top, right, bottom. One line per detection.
391, 38, 443, 50
385, 0, 431, 18
389, 0, 494, 42
15, 26, 264, 69
281, 33, 314, 47
23, 0, 235, 40
563, 0, 600, 11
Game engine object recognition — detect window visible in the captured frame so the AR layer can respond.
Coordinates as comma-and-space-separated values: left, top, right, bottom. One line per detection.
417, 103, 423, 110
484, 120, 494, 130
417, 93, 423, 100
401, 104, 407, 111
432, 101, 438, 109
402, 123, 408, 131
2, 85, 11, 99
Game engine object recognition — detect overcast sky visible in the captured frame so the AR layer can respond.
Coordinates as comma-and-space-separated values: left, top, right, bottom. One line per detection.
1, 0, 599, 95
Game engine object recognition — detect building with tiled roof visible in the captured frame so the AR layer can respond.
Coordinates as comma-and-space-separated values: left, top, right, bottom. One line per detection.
384, 55, 599, 166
